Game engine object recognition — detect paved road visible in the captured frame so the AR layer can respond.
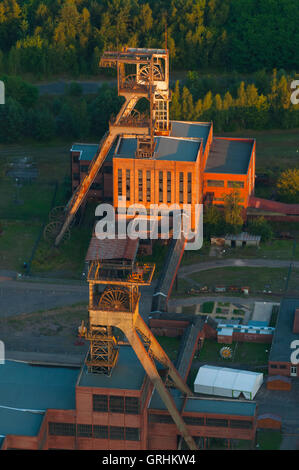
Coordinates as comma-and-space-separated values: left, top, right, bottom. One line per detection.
0, 279, 88, 317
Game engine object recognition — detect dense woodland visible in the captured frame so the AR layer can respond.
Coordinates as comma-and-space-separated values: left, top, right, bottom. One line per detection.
0, 0, 298, 77
0, 0, 298, 144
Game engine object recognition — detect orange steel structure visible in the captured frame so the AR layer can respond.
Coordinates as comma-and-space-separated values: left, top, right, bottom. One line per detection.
84, 258, 198, 450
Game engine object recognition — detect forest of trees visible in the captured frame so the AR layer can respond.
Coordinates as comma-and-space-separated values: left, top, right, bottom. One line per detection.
0, 0, 298, 78
0, 68, 298, 144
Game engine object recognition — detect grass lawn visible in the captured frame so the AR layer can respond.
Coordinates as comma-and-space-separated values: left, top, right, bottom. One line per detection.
188, 266, 299, 295
0, 220, 41, 271
181, 240, 299, 269
0, 141, 98, 277
195, 339, 270, 365
156, 336, 181, 362
256, 430, 282, 450
31, 204, 97, 278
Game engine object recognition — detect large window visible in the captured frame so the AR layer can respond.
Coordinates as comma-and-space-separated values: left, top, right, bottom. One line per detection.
93, 394, 139, 414
149, 414, 174, 424
159, 171, 164, 202
110, 426, 125, 440
126, 169, 131, 201
187, 172, 192, 204
48, 422, 76, 436
93, 425, 108, 439
184, 416, 204, 426
167, 171, 172, 203
179, 172, 184, 204
138, 170, 143, 201
110, 395, 125, 413
228, 181, 244, 188
146, 170, 151, 202
207, 180, 224, 187
206, 418, 228, 427
125, 397, 139, 414
125, 427, 140, 441
93, 394, 108, 412
230, 420, 252, 429
118, 169, 122, 197
77, 424, 92, 438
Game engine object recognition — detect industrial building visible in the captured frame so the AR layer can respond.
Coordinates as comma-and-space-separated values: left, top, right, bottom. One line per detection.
2, 48, 260, 451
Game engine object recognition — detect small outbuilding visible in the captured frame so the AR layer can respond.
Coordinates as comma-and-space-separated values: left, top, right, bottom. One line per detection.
225, 232, 261, 248
194, 365, 263, 400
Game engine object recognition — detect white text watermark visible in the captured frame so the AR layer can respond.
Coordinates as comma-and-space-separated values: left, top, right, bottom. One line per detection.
95, 199, 203, 250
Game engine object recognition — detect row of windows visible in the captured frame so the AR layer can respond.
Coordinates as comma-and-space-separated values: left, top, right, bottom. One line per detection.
48, 423, 140, 441
149, 414, 252, 429
270, 364, 287, 369
207, 180, 245, 189
93, 394, 139, 414
117, 169, 193, 204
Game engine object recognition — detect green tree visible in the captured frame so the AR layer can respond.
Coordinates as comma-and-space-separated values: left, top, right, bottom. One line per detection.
277, 169, 299, 203
223, 191, 244, 231
248, 217, 273, 242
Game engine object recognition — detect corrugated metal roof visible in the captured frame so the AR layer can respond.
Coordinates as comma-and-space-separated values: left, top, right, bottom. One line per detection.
225, 232, 261, 242
85, 236, 139, 261
249, 197, 299, 215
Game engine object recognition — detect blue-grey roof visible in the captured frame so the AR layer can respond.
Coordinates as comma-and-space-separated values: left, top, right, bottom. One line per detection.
0, 360, 78, 411
0, 360, 79, 441
269, 298, 299, 362
149, 388, 256, 417
0, 408, 44, 438
115, 136, 200, 162
205, 138, 254, 175
71, 143, 99, 161
171, 121, 211, 152
78, 346, 146, 390
149, 388, 184, 412
184, 398, 256, 416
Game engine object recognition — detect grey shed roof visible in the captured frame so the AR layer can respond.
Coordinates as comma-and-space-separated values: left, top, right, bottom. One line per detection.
205, 138, 254, 174
225, 232, 261, 242
269, 298, 299, 362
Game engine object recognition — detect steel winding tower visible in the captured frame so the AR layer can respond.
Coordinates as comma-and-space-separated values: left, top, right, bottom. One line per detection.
85, 258, 197, 450
50, 48, 171, 246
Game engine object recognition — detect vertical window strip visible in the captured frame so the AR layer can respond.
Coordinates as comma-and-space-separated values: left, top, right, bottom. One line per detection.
126, 169, 130, 201
138, 169, 143, 202
159, 171, 163, 203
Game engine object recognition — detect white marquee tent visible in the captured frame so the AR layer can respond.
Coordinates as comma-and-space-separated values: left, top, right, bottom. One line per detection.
194, 365, 263, 400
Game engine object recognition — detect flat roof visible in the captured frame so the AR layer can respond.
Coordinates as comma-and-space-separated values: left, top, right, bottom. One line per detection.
171, 121, 211, 151
269, 298, 299, 362
149, 389, 256, 417
71, 143, 99, 161
115, 136, 201, 162
184, 398, 256, 416
78, 346, 146, 390
0, 408, 44, 438
205, 138, 254, 175
0, 360, 78, 411
0, 360, 79, 441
